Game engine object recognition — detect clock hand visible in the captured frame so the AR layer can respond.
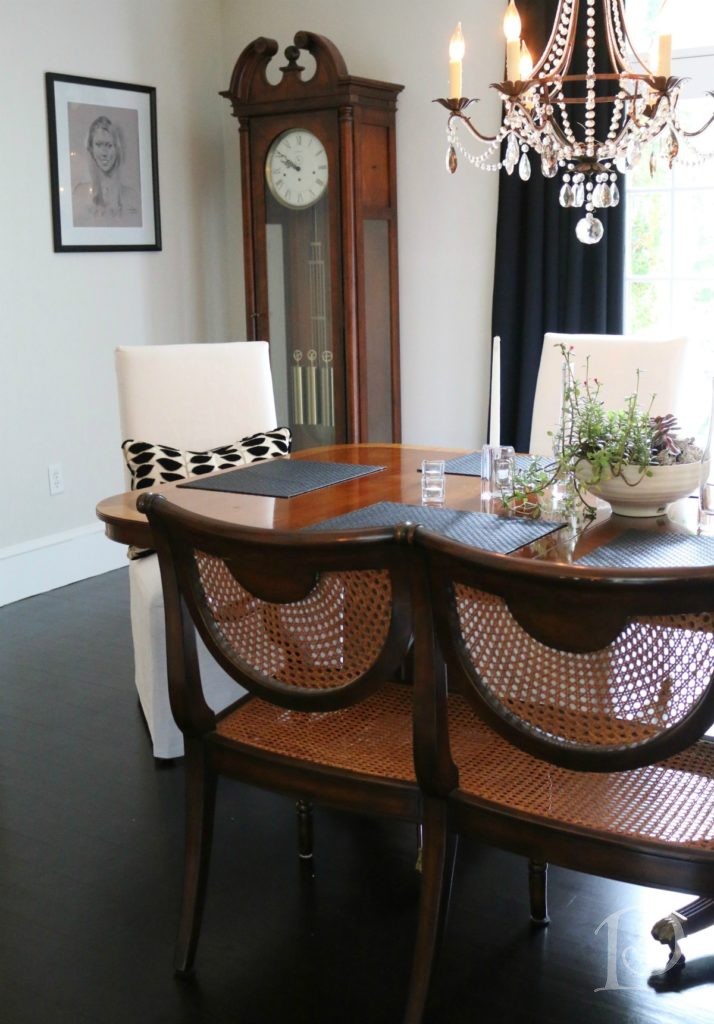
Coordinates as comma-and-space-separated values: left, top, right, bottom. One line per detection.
278, 152, 301, 172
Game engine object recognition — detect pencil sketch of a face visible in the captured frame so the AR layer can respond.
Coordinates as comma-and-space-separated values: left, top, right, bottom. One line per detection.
69, 103, 142, 228
88, 118, 119, 173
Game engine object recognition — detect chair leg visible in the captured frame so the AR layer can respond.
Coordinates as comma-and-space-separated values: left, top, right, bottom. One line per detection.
528, 859, 550, 926
174, 740, 217, 976
415, 822, 423, 872
296, 799, 313, 859
651, 896, 714, 971
403, 798, 457, 1024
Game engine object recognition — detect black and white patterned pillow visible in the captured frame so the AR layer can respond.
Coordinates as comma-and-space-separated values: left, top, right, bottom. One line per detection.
121, 427, 291, 560
121, 427, 292, 490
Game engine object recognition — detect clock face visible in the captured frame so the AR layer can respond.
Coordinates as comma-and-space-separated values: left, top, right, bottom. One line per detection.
265, 129, 329, 209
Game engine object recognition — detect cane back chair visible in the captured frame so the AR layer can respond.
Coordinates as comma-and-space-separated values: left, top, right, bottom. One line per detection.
140, 493, 419, 987
405, 529, 714, 1022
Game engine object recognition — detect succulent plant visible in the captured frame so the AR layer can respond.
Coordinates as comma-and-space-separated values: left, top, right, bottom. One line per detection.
501, 344, 703, 519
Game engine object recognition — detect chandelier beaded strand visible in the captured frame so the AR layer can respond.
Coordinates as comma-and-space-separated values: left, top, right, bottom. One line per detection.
436, 0, 714, 244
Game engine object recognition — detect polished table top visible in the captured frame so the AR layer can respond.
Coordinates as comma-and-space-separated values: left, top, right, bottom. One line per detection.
96, 443, 704, 564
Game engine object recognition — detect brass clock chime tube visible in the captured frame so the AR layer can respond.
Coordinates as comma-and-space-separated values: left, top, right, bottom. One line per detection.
320, 351, 335, 427
291, 350, 304, 424
305, 349, 318, 425
308, 219, 334, 427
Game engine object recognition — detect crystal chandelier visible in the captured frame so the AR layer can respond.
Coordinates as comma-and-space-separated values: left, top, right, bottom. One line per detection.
437, 0, 714, 244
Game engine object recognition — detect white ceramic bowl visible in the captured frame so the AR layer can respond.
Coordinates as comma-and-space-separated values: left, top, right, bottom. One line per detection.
576, 460, 707, 518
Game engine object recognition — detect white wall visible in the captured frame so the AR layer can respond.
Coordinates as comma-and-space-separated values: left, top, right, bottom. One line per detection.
219, 0, 503, 448
0, 0, 230, 603
1, 0, 502, 604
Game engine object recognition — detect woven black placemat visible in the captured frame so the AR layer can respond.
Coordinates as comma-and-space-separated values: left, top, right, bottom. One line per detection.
178, 460, 384, 498
441, 451, 542, 478
578, 530, 714, 569
309, 501, 563, 553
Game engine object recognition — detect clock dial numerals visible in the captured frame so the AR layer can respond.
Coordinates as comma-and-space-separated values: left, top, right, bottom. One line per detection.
266, 129, 329, 209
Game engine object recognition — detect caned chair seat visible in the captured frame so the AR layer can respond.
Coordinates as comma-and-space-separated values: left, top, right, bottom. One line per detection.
448, 694, 714, 855
216, 682, 415, 781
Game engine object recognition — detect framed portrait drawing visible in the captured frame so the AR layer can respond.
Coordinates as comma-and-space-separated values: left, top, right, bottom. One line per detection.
45, 73, 161, 252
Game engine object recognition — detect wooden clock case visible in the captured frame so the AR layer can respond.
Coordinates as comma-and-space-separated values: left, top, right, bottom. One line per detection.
222, 30, 403, 447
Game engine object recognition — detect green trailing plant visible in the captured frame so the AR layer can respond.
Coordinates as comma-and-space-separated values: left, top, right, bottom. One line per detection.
501, 343, 702, 519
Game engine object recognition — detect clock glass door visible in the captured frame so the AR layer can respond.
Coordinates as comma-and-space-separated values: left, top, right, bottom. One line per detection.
265, 187, 344, 450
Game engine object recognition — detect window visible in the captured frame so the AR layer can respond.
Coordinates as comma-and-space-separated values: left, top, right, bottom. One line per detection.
624, 1, 714, 435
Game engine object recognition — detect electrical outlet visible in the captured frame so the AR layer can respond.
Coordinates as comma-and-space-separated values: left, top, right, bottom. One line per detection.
48, 463, 64, 496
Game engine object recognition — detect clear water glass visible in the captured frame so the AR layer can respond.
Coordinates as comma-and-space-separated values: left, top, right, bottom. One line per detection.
700, 378, 714, 532
489, 445, 515, 495
700, 467, 714, 532
482, 444, 515, 498
421, 459, 446, 505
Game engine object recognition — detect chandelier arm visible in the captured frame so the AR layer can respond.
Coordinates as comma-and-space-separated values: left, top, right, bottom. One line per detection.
542, 110, 578, 153
631, 86, 670, 128
510, 99, 579, 157
610, 0, 656, 76
607, 94, 667, 155
606, 113, 636, 153
558, 0, 580, 80
677, 101, 714, 139
536, 71, 657, 84
448, 111, 497, 144
603, 0, 628, 75
531, 0, 576, 78
559, 23, 579, 81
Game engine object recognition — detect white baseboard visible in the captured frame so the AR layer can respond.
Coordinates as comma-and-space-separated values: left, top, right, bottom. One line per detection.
0, 523, 127, 607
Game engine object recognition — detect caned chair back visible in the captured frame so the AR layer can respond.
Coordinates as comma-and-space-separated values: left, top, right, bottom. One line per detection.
413, 528, 714, 776
140, 494, 414, 732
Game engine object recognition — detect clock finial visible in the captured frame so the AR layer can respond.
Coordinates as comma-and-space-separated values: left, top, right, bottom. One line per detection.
281, 45, 304, 76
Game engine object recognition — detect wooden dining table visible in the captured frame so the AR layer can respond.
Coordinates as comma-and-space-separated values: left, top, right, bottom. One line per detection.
96, 442, 704, 562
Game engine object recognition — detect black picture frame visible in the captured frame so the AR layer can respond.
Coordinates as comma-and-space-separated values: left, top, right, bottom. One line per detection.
45, 72, 161, 252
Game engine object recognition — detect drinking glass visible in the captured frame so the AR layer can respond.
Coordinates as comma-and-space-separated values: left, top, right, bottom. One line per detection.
699, 378, 714, 532
700, 460, 714, 532
482, 444, 515, 497
421, 459, 446, 505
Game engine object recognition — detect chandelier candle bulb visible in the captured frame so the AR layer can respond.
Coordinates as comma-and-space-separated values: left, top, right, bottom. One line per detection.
519, 42, 533, 81
449, 22, 465, 98
657, 33, 672, 77
503, 0, 522, 80
506, 39, 521, 81
656, 0, 673, 77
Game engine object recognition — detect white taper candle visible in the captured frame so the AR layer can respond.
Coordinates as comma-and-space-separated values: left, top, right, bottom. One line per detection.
489, 335, 501, 447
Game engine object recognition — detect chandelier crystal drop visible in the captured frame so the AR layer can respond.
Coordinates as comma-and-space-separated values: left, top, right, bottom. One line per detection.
436, 0, 714, 243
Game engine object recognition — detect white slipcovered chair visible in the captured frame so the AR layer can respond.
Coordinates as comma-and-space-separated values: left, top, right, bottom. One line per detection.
115, 341, 279, 759
529, 332, 690, 457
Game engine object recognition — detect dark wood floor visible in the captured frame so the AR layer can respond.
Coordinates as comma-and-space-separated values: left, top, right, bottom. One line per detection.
1, 568, 713, 1024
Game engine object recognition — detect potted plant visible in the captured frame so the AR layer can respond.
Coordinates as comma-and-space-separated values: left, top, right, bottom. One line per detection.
503, 344, 706, 519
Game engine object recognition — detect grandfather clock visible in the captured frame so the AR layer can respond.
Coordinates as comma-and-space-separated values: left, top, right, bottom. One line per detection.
222, 30, 403, 449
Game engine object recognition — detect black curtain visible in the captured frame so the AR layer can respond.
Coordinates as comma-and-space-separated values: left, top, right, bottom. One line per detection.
492, 0, 626, 453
